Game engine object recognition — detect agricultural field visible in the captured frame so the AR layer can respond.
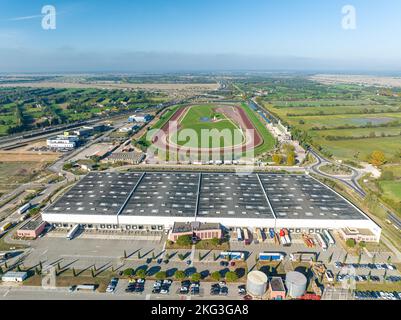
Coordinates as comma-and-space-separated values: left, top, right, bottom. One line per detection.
0, 87, 169, 136
247, 78, 401, 163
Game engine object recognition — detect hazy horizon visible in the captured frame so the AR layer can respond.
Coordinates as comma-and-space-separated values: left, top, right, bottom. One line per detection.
1, 0, 401, 73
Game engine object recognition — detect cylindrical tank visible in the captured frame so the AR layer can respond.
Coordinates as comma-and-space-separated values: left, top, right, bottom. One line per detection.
285, 271, 307, 298
247, 271, 268, 297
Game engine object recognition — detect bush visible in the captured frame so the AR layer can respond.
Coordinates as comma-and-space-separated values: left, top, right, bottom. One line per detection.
123, 268, 134, 277
176, 235, 192, 246
155, 271, 167, 280
346, 239, 356, 248
191, 273, 201, 282
135, 269, 146, 278
174, 270, 186, 280
211, 271, 221, 281
225, 271, 238, 282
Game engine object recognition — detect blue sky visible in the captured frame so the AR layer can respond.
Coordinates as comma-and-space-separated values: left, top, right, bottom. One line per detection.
1, 0, 401, 72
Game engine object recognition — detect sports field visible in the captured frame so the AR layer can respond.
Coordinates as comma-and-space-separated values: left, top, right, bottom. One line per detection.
148, 103, 275, 160
170, 104, 243, 148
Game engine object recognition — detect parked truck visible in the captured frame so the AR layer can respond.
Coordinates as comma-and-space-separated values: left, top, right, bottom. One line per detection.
17, 202, 32, 215
0, 222, 12, 232
259, 252, 285, 261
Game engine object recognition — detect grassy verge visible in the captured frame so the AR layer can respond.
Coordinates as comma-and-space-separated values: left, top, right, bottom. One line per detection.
240, 102, 276, 156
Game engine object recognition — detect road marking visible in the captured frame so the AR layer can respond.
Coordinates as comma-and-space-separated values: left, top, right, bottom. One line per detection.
3, 289, 10, 297
41, 249, 48, 256
146, 294, 151, 300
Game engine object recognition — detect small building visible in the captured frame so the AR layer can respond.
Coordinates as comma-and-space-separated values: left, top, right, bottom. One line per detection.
2, 271, 28, 282
168, 222, 222, 242
47, 135, 79, 150
338, 227, 378, 243
73, 127, 93, 137
105, 152, 145, 165
16, 219, 47, 239
269, 277, 286, 300
128, 114, 152, 123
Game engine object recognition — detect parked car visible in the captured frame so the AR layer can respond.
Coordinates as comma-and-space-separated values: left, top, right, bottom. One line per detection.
106, 278, 119, 293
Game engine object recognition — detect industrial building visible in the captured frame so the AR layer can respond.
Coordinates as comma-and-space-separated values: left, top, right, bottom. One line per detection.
128, 114, 152, 123
41, 171, 381, 241
16, 219, 47, 239
168, 222, 222, 242
47, 135, 79, 150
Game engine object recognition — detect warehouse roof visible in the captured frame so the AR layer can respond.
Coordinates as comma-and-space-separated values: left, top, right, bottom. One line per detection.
20, 219, 45, 231
46, 172, 143, 215
44, 172, 368, 221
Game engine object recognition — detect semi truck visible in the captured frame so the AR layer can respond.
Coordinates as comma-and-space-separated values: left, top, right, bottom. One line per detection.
17, 202, 32, 215
323, 229, 335, 246
315, 233, 328, 251
259, 252, 285, 261
66, 224, 80, 240
220, 251, 245, 261
243, 228, 251, 245
236, 228, 243, 242
0, 222, 12, 232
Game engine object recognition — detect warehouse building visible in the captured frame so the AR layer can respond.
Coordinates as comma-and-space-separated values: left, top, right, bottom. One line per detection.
41, 171, 382, 241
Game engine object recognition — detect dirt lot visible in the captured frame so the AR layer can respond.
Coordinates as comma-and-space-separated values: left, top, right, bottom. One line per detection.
0, 161, 50, 195
0, 152, 59, 162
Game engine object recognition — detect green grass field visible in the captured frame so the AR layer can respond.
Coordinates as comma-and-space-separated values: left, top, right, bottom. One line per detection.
379, 180, 401, 202
170, 104, 242, 148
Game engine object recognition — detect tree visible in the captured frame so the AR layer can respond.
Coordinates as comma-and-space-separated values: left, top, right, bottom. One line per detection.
178, 253, 185, 261
286, 151, 296, 166
174, 270, 186, 280
346, 239, 356, 248
191, 273, 201, 282
176, 235, 192, 247
359, 241, 366, 249
135, 269, 146, 278
211, 271, 221, 281
225, 271, 238, 282
369, 150, 386, 166
272, 154, 282, 165
123, 268, 134, 277
155, 271, 167, 280
123, 250, 127, 259
72, 267, 76, 277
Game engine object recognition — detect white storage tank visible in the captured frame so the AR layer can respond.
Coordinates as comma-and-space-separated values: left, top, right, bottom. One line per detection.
247, 271, 268, 297
285, 271, 307, 298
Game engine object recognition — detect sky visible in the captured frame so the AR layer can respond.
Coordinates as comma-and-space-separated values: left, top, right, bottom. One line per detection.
0, 0, 401, 73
